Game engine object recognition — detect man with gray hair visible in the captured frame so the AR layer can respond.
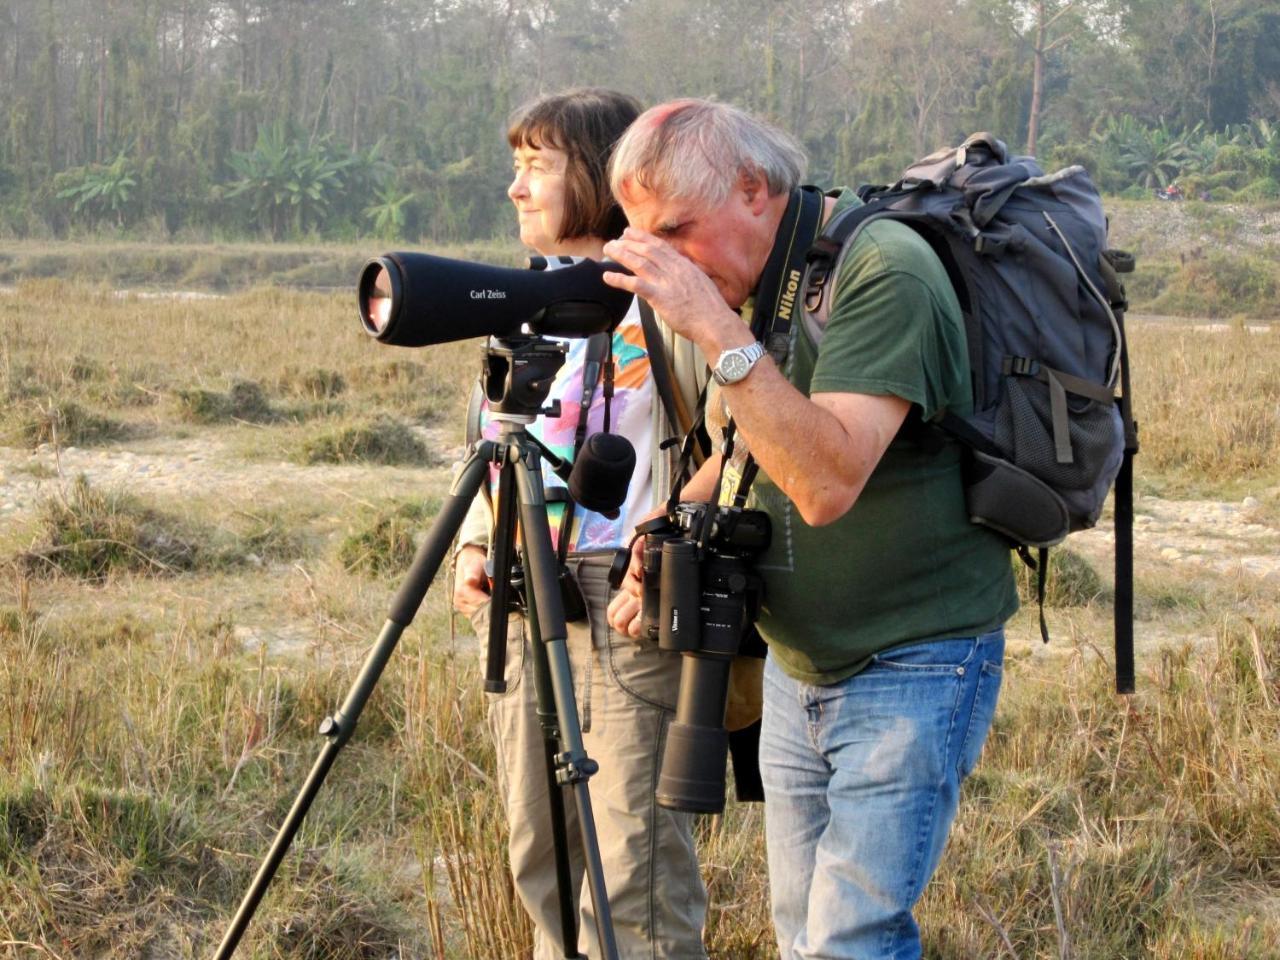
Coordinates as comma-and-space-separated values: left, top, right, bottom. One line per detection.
603, 99, 1017, 959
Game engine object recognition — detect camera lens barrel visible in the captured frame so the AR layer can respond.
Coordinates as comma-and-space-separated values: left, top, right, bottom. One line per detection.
656, 657, 734, 813
652, 504, 772, 814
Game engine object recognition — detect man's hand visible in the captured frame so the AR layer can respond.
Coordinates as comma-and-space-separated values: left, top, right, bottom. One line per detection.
453, 544, 491, 617
602, 229, 747, 358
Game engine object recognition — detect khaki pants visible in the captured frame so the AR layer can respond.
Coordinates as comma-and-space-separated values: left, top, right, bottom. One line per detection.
473, 554, 708, 960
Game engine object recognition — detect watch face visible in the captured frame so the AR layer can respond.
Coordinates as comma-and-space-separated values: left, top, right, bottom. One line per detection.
721, 352, 749, 380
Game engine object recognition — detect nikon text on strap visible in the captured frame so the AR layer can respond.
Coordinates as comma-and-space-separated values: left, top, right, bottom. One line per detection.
725, 185, 826, 504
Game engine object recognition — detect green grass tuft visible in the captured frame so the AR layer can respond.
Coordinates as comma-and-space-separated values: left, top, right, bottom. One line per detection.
299, 415, 436, 466
18, 475, 206, 578
174, 378, 275, 423
1015, 546, 1106, 608
3, 398, 126, 448
337, 497, 441, 575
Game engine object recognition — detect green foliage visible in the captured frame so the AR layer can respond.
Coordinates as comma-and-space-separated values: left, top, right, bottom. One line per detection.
53, 154, 139, 227
1116, 119, 1197, 188
364, 185, 416, 241
1146, 253, 1280, 318
5, 1, 1280, 239
224, 123, 355, 240
1234, 177, 1280, 202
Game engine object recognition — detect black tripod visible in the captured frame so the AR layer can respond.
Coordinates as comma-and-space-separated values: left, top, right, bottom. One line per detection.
214, 335, 618, 960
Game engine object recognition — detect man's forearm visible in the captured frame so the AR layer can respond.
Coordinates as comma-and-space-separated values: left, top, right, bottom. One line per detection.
680, 454, 723, 503
711, 358, 901, 527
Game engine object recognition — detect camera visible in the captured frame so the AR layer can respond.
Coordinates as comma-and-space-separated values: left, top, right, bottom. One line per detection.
615, 502, 770, 813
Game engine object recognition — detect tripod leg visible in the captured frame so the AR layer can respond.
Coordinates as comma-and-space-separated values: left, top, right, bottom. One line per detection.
528, 598, 586, 958
484, 456, 520, 693
213, 442, 496, 959
489, 454, 581, 954
514, 456, 619, 960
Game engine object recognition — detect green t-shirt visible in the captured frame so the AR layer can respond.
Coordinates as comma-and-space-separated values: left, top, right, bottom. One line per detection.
729, 189, 1017, 684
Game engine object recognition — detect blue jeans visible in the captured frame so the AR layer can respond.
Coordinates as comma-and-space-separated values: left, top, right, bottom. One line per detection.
760, 630, 1005, 960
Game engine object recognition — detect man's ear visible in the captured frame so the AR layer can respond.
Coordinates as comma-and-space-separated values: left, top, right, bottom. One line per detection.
739, 168, 771, 213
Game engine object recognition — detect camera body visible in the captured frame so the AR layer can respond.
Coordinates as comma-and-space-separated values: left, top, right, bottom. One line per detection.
623, 502, 771, 813
638, 503, 769, 654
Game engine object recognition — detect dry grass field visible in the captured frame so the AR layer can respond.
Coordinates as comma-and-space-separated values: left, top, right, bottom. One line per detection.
1, 245, 1278, 958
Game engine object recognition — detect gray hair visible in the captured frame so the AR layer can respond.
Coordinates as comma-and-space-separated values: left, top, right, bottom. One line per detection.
609, 99, 807, 208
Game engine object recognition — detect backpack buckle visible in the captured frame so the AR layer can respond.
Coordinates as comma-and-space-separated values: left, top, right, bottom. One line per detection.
974, 233, 1008, 258
803, 244, 838, 312
1002, 356, 1039, 376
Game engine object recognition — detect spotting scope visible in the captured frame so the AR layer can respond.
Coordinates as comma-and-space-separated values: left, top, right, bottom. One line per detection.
358, 252, 633, 347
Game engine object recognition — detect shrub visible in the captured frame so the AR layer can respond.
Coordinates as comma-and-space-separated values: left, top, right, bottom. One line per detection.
18, 476, 205, 579
337, 498, 441, 575
1234, 177, 1280, 201
174, 378, 274, 423
298, 415, 434, 465
5, 399, 125, 448
1124, 260, 1178, 306
1147, 253, 1280, 318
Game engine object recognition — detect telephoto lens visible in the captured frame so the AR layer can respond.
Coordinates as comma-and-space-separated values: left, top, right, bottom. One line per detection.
656, 552, 758, 813
654, 504, 771, 814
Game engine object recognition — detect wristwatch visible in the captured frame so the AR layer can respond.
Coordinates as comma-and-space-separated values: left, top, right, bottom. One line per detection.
712, 341, 767, 385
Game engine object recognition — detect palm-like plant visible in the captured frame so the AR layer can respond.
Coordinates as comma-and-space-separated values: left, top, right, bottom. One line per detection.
56, 154, 139, 226
1116, 119, 1196, 188
225, 123, 352, 238
364, 185, 416, 240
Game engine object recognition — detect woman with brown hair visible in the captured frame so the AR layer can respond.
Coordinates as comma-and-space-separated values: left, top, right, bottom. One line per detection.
452, 88, 709, 960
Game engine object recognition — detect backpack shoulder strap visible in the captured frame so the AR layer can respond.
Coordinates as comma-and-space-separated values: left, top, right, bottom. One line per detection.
800, 187, 932, 347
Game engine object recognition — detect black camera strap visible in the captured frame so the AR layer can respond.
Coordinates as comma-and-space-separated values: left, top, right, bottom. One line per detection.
557, 331, 612, 564
665, 383, 710, 515
724, 186, 825, 505
656, 187, 824, 513
751, 185, 826, 357
637, 299, 686, 447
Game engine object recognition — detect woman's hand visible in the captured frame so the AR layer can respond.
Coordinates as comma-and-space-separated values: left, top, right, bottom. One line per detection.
606, 531, 647, 638
453, 544, 491, 617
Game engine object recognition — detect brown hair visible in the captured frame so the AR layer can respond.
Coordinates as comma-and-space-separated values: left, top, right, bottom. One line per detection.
507, 88, 643, 242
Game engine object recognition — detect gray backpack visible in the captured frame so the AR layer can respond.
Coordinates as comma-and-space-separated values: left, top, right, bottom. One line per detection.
802, 134, 1139, 692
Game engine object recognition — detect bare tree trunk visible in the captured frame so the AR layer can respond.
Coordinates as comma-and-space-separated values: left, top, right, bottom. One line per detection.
96, 34, 107, 162
1206, 0, 1218, 126
42, 0, 57, 170
174, 0, 191, 121
1026, 0, 1076, 158
1027, 0, 1046, 157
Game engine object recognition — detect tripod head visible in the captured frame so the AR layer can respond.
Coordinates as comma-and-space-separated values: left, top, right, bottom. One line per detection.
483, 335, 569, 421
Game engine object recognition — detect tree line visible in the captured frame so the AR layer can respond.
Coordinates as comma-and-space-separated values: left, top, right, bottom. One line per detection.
1, 0, 1278, 242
